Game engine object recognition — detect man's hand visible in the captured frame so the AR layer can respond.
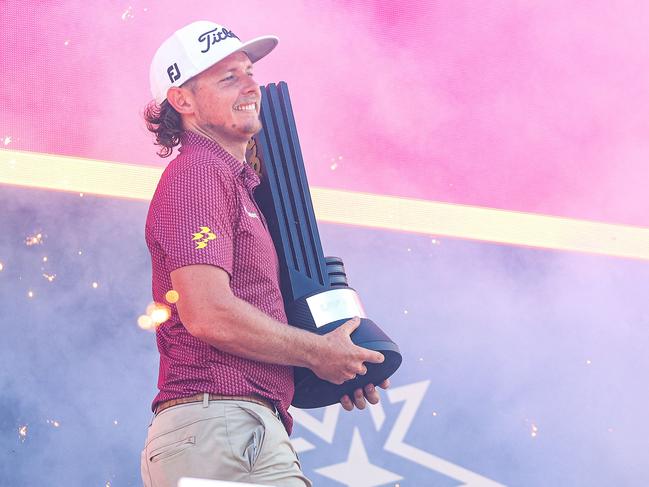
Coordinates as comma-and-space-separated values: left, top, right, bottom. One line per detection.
309, 317, 385, 385
340, 379, 390, 411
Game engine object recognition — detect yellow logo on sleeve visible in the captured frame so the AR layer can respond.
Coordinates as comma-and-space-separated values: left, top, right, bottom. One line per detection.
192, 226, 216, 249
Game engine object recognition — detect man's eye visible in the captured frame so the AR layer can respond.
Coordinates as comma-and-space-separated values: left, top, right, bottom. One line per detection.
222, 75, 235, 82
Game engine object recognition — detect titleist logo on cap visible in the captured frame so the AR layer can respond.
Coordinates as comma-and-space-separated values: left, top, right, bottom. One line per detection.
197, 27, 240, 53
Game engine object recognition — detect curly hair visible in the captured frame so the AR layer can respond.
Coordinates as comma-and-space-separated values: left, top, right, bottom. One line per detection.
143, 99, 184, 158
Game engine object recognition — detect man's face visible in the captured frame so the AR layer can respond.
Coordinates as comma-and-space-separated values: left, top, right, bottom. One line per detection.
188, 51, 262, 144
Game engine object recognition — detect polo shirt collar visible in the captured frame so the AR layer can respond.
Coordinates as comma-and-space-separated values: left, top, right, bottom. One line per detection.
180, 131, 261, 191
180, 130, 245, 176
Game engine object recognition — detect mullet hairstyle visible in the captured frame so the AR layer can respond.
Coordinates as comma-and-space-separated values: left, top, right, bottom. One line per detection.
143, 99, 183, 158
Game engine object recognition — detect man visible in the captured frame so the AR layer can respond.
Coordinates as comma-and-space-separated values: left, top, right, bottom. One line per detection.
141, 20, 388, 487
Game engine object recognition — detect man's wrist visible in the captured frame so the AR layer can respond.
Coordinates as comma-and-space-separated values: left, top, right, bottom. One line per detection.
291, 326, 321, 370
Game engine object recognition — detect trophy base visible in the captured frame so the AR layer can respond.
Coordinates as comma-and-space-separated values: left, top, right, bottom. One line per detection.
291, 338, 402, 409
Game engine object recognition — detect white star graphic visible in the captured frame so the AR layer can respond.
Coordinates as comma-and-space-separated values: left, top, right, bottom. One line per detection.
292, 381, 505, 486
315, 428, 403, 487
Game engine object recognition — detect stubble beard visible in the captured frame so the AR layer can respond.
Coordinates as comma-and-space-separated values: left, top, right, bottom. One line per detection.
202, 115, 262, 144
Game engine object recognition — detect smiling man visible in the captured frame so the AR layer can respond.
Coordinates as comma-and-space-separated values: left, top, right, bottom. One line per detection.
140, 21, 388, 487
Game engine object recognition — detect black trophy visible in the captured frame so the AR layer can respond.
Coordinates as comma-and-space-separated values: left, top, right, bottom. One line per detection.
247, 82, 402, 408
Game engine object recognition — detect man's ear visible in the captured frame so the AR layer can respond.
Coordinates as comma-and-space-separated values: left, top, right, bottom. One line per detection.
167, 86, 195, 114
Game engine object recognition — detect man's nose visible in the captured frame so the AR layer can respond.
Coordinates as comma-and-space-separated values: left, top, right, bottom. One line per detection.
241, 74, 259, 93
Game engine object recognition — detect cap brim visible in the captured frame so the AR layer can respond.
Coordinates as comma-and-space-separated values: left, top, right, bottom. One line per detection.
235, 35, 279, 63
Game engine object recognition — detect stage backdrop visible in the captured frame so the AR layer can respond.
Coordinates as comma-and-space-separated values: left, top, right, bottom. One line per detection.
2, 1, 649, 486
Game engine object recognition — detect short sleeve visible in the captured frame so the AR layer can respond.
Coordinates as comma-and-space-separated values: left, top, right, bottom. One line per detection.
152, 163, 238, 276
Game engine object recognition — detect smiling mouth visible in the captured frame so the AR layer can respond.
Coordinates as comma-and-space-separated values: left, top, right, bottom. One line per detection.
233, 102, 257, 112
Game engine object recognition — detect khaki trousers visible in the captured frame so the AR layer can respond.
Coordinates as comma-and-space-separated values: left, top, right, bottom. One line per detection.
141, 395, 312, 487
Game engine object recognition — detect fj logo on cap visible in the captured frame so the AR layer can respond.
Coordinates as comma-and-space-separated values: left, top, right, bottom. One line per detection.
167, 63, 181, 83
192, 226, 216, 249
197, 27, 239, 53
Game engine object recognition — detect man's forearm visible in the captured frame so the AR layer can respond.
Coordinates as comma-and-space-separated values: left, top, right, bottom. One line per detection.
188, 294, 321, 368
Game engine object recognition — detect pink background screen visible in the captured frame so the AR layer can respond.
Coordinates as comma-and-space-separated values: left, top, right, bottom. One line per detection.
2, 0, 648, 226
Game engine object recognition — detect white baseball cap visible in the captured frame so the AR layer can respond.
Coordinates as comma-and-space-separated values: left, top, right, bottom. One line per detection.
149, 20, 279, 104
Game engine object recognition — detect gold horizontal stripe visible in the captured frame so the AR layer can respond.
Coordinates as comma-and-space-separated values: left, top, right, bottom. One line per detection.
0, 149, 160, 200
2, 148, 648, 260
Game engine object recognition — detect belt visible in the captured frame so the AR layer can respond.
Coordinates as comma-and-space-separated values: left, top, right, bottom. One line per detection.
155, 393, 276, 416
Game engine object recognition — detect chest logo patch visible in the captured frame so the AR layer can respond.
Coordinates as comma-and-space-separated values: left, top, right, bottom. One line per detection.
192, 226, 216, 249
244, 205, 259, 219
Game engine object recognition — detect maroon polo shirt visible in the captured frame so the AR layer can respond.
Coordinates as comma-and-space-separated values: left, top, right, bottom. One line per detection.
145, 131, 294, 433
